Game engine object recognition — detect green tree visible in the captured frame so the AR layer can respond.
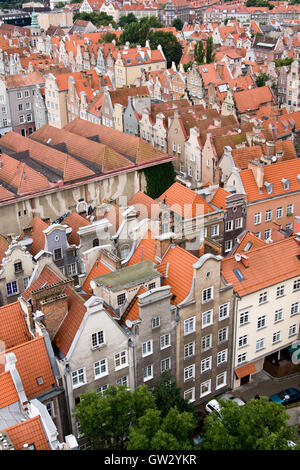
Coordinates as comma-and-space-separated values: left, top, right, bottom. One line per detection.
172, 18, 184, 31
144, 162, 175, 199
148, 31, 182, 68
101, 32, 118, 44
205, 36, 215, 64
126, 407, 197, 450
183, 61, 193, 72
201, 397, 299, 450
73, 12, 115, 27
55, 1, 67, 7
194, 40, 205, 65
140, 16, 163, 28
274, 57, 293, 67
256, 72, 270, 87
119, 21, 148, 46
153, 372, 196, 417
119, 13, 138, 28
74, 385, 156, 450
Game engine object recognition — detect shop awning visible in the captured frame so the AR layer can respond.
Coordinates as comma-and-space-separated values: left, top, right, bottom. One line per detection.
235, 362, 256, 379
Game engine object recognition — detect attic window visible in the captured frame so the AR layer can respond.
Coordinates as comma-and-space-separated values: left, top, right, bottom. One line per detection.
202, 67, 208, 73
281, 178, 290, 190
36, 377, 43, 385
243, 242, 253, 252
264, 182, 273, 194
125, 58, 131, 64
233, 268, 245, 281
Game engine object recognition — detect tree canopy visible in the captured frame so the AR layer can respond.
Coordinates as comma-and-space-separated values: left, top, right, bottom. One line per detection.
200, 397, 299, 450
148, 31, 183, 68
205, 36, 215, 64
144, 162, 176, 199
153, 372, 196, 417
274, 57, 293, 67
126, 407, 197, 450
255, 72, 271, 87
194, 40, 205, 65
119, 13, 138, 28
172, 18, 184, 31
73, 12, 117, 29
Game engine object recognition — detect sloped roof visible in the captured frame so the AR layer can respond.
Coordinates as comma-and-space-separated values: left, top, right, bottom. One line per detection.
82, 259, 113, 295
233, 86, 275, 113
159, 182, 215, 218
232, 231, 268, 255
122, 286, 147, 324
0, 302, 32, 350
0, 372, 19, 409
128, 230, 157, 266
63, 212, 91, 246
128, 192, 160, 219
3, 416, 50, 450
222, 237, 300, 297
211, 187, 231, 210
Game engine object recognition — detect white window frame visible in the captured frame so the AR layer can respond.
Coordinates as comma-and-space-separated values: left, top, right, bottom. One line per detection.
91, 330, 105, 349
94, 359, 108, 379
217, 349, 228, 365
258, 292, 268, 305
274, 308, 283, 323
160, 333, 171, 350
256, 338, 265, 352
265, 209, 272, 222
200, 379, 211, 397
201, 356, 212, 373
291, 302, 299, 316
161, 357, 171, 373
276, 285, 285, 298
238, 334, 248, 349
202, 334, 212, 351
184, 387, 195, 403
219, 303, 230, 321
152, 316, 160, 329
202, 309, 213, 328
184, 364, 195, 382
239, 310, 249, 326
237, 352, 247, 365
254, 212, 261, 225
235, 217, 243, 229
184, 342, 195, 359
114, 350, 128, 370
72, 368, 86, 389
184, 316, 196, 335
216, 371, 227, 390
272, 331, 281, 344
202, 287, 213, 304
276, 207, 283, 219
142, 340, 153, 357
225, 220, 233, 231
293, 279, 300, 292
289, 324, 297, 337
143, 364, 153, 382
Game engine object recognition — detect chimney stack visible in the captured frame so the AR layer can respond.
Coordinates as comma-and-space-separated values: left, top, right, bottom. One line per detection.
248, 159, 264, 191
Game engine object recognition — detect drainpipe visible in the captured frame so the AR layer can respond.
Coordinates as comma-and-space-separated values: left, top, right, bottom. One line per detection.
230, 292, 239, 389
63, 364, 73, 435
128, 337, 136, 390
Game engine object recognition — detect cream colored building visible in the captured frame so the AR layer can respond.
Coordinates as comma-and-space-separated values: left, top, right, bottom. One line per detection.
222, 236, 300, 389
100, 2, 120, 23
37, 11, 73, 31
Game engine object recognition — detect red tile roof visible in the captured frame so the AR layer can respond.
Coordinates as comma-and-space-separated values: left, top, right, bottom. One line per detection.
0, 337, 56, 400
157, 245, 198, 305
234, 86, 275, 114
82, 259, 113, 295
159, 182, 215, 218
129, 192, 160, 219
122, 286, 147, 324
0, 372, 19, 408
232, 231, 268, 255
222, 236, 300, 297
211, 187, 231, 209
0, 234, 9, 268
26, 217, 48, 257
3, 416, 50, 450
63, 212, 91, 246
128, 230, 157, 266
22, 265, 63, 302
0, 301, 32, 350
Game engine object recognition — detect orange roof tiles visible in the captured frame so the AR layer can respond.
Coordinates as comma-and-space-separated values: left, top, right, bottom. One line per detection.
240, 159, 300, 203
159, 182, 215, 218
211, 187, 231, 210
128, 230, 157, 266
222, 237, 300, 297
122, 286, 147, 324
22, 265, 62, 301
5, 71, 44, 89
158, 245, 198, 305
3, 416, 50, 450
0, 337, 56, 400
232, 231, 268, 255
63, 212, 91, 246
26, 217, 48, 257
0, 185, 15, 202
234, 86, 275, 114
232, 146, 263, 169
82, 259, 113, 295
129, 192, 160, 219
0, 302, 32, 350
0, 372, 19, 408
0, 234, 9, 267
235, 362, 256, 379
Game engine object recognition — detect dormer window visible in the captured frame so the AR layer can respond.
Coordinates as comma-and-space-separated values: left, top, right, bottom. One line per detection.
14, 262, 22, 274
264, 182, 273, 194
281, 178, 290, 190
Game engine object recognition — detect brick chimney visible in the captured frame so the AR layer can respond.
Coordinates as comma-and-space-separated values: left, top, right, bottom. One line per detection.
248, 159, 264, 191
216, 63, 224, 80
265, 140, 275, 156
155, 233, 174, 261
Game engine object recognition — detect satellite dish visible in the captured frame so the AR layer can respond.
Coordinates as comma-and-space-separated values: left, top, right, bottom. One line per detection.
125, 320, 133, 328
272, 156, 277, 162
235, 253, 242, 262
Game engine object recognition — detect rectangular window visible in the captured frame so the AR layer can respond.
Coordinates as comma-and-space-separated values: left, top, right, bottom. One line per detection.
225, 240, 232, 252
202, 287, 213, 303
152, 316, 160, 329
238, 334, 248, 348
274, 308, 283, 323
6, 281, 18, 296
200, 379, 211, 397
161, 357, 171, 373
142, 340, 153, 357
184, 317, 196, 335
117, 376, 128, 387
239, 310, 249, 326
293, 279, 300, 291
287, 204, 294, 215
184, 364, 195, 382
23, 277, 30, 290
254, 212, 261, 225
272, 331, 281, 344
276, 207, 283, 219
18, 104, 23, 111
67, 263, 77, 276
91, 331, 105, 349
218, 327, 228, 344
148, 282, 156, 290
17, 91, 22, 99
160, 333, 171, 350
72, 368, 86, 389
115, 350, 128, 370
24, 90, 29, 97
265, 210, 272, 222
53, 248, 62, 261
276, 285, 285, 298
184, 342, 195, 359
201, 356, 212, 373
211, 225, 219, 237
202, 309, 213, 328
143, 365, 153, 381
237, 352, 247, 364
259, 292, 268, 304
19, 115, 25, 123
14, 261, 22, 273
289, 324, 297, 337
27, 113, 32, 122
117, 293, 126, 306
291, 302, 299, 316
25, 102, 31, 110
264, 229, 271, 240
216, 372, 227, 390
225, 220, 233, 231
97, 385, 108, 396
202, 334, 212, 351
219, 303, 230, 321
94, 359, 108, 378
256, 338, 265, 352
217, 349, 228, 365
184, 388, 195, 403
257, 315, 266, 330
235, 218, 243, 229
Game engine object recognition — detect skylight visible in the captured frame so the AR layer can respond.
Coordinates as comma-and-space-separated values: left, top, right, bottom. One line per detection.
233, 268, 245, 281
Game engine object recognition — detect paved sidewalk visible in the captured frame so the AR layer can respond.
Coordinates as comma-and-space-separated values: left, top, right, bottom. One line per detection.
232, 370, 300, 402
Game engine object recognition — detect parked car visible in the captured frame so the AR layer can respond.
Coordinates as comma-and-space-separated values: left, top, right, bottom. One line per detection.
205, 399, 221, 414
219, 393, 245, 406
269, 388, 300, 405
